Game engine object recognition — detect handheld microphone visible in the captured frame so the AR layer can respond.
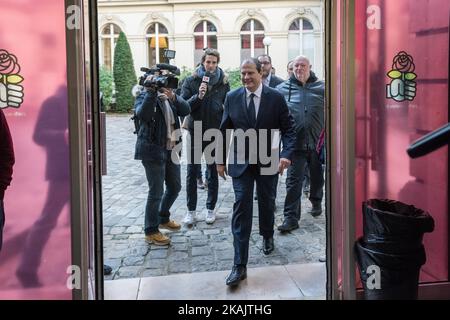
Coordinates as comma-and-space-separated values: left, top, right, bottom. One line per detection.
202, 72, 211, 84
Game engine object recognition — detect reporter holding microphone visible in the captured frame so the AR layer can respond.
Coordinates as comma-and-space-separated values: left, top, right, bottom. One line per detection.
181, 48, 230, 226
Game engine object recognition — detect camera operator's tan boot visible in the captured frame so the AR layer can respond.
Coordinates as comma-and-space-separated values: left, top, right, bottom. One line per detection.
159, 220, 181, 231
145, 232, 170, 246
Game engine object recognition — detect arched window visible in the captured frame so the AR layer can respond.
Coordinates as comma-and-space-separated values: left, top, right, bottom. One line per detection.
193, 20, 217, 66
146, 23, 169, 65
240, 19, 265, 62
101, 23, 122, 70
288, 18, 315, 64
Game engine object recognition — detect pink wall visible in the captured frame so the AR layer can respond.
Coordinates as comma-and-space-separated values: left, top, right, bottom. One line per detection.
354, 0, 449, 282
0, 0, 71, 299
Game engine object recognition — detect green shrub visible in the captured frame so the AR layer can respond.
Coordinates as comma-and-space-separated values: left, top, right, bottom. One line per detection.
225, 68, 242, 90
99, 65, 113, 111
179, 66, 193, 83
113, 32, 137, 113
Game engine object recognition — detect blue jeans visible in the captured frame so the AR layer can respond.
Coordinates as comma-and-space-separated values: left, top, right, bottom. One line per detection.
186, 135, 218, 211
142, 151, 181, 234
187, 163, 218, 211
283, 150, 324, 222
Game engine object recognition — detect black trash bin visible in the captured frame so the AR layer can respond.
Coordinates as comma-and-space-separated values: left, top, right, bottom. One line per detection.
355, 199, 434, 300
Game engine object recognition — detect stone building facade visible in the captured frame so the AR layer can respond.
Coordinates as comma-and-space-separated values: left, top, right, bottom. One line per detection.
98, 0, 324, 79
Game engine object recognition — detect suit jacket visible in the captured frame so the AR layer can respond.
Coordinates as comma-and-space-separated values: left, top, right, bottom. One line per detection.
268, 75, 284, 88
218, 85, 296, 178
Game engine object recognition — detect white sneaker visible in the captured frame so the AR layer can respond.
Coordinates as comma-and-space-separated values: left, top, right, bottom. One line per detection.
183, 211, 196, 225
205, 210, 216, 224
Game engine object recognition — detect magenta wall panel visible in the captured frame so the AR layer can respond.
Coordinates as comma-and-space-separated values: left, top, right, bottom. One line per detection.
354, 0, 448, 282
0, 0, 72, 299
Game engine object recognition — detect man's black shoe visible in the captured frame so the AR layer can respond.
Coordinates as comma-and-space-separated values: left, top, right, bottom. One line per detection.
226, 265, 247, 286
277, 220, 299, 232
263, 237, 274, 255
309, 203, 322, 217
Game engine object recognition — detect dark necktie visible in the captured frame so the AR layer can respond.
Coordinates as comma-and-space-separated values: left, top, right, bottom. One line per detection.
247, 93, 256, 126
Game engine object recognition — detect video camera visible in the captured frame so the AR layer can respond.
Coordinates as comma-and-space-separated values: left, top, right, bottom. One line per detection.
139, 49, 180, 89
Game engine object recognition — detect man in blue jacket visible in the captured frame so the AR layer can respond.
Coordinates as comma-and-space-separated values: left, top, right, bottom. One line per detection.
217, 58, 296, 286
134, 80, 190, 246
181, 49, 230, 226
276, 55, 325, 232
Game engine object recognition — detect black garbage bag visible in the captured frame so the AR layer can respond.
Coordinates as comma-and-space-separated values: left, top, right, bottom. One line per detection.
356, 199, 435, 299
355, 238, 425, 300
363, 199, 434, 254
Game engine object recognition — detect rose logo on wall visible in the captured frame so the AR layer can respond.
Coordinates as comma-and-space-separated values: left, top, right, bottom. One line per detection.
386, 51, 417, 102
0, 49, 24, 109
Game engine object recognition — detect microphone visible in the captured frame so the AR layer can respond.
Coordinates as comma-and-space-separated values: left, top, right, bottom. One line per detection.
155, 63, 180, 75
140, 67, 158, 73
202, 71, 211, 84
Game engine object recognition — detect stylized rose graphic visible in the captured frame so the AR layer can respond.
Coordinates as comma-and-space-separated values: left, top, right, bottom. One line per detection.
386, 51, 417, 102
0, 49, 24, 109
392, 51, 415, 73
0, 49, 21, 75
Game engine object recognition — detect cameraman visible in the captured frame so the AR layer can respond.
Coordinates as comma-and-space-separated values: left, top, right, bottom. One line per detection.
181, 48, 230, 225
134, 72, 190, 246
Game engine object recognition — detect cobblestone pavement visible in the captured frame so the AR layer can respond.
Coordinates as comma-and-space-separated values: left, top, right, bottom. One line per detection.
103, 115, 326, 280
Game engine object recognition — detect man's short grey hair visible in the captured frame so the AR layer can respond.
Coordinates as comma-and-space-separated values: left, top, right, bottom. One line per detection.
293, 55, 311, 66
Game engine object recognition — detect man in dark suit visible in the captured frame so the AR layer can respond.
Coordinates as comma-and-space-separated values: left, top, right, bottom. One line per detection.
217, 58, 297, 286
257, 54, 284, 88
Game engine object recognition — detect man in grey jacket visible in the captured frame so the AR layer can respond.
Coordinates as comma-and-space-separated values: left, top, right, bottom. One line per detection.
276, 55, 325, 232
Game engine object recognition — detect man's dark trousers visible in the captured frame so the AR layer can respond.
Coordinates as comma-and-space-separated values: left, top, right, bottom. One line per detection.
232, 165, 278, 265
283, 150, 324, 222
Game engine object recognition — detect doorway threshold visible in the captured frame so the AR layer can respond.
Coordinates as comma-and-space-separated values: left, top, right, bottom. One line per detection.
104, 262, 325, 300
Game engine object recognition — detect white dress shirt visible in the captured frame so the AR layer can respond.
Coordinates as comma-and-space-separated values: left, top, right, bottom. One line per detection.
263, 73, 272, 87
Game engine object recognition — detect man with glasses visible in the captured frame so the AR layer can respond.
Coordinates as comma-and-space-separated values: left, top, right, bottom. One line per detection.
257, 54, 284, 88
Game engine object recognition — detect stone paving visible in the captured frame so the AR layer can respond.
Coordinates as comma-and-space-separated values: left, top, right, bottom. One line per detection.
102, 114, 326, 280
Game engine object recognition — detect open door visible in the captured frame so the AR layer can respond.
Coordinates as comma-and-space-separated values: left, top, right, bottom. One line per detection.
65, 0, 104, 299
327, 0, 449, 299
0, 0, 74, 299
0, 0, 103, 299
